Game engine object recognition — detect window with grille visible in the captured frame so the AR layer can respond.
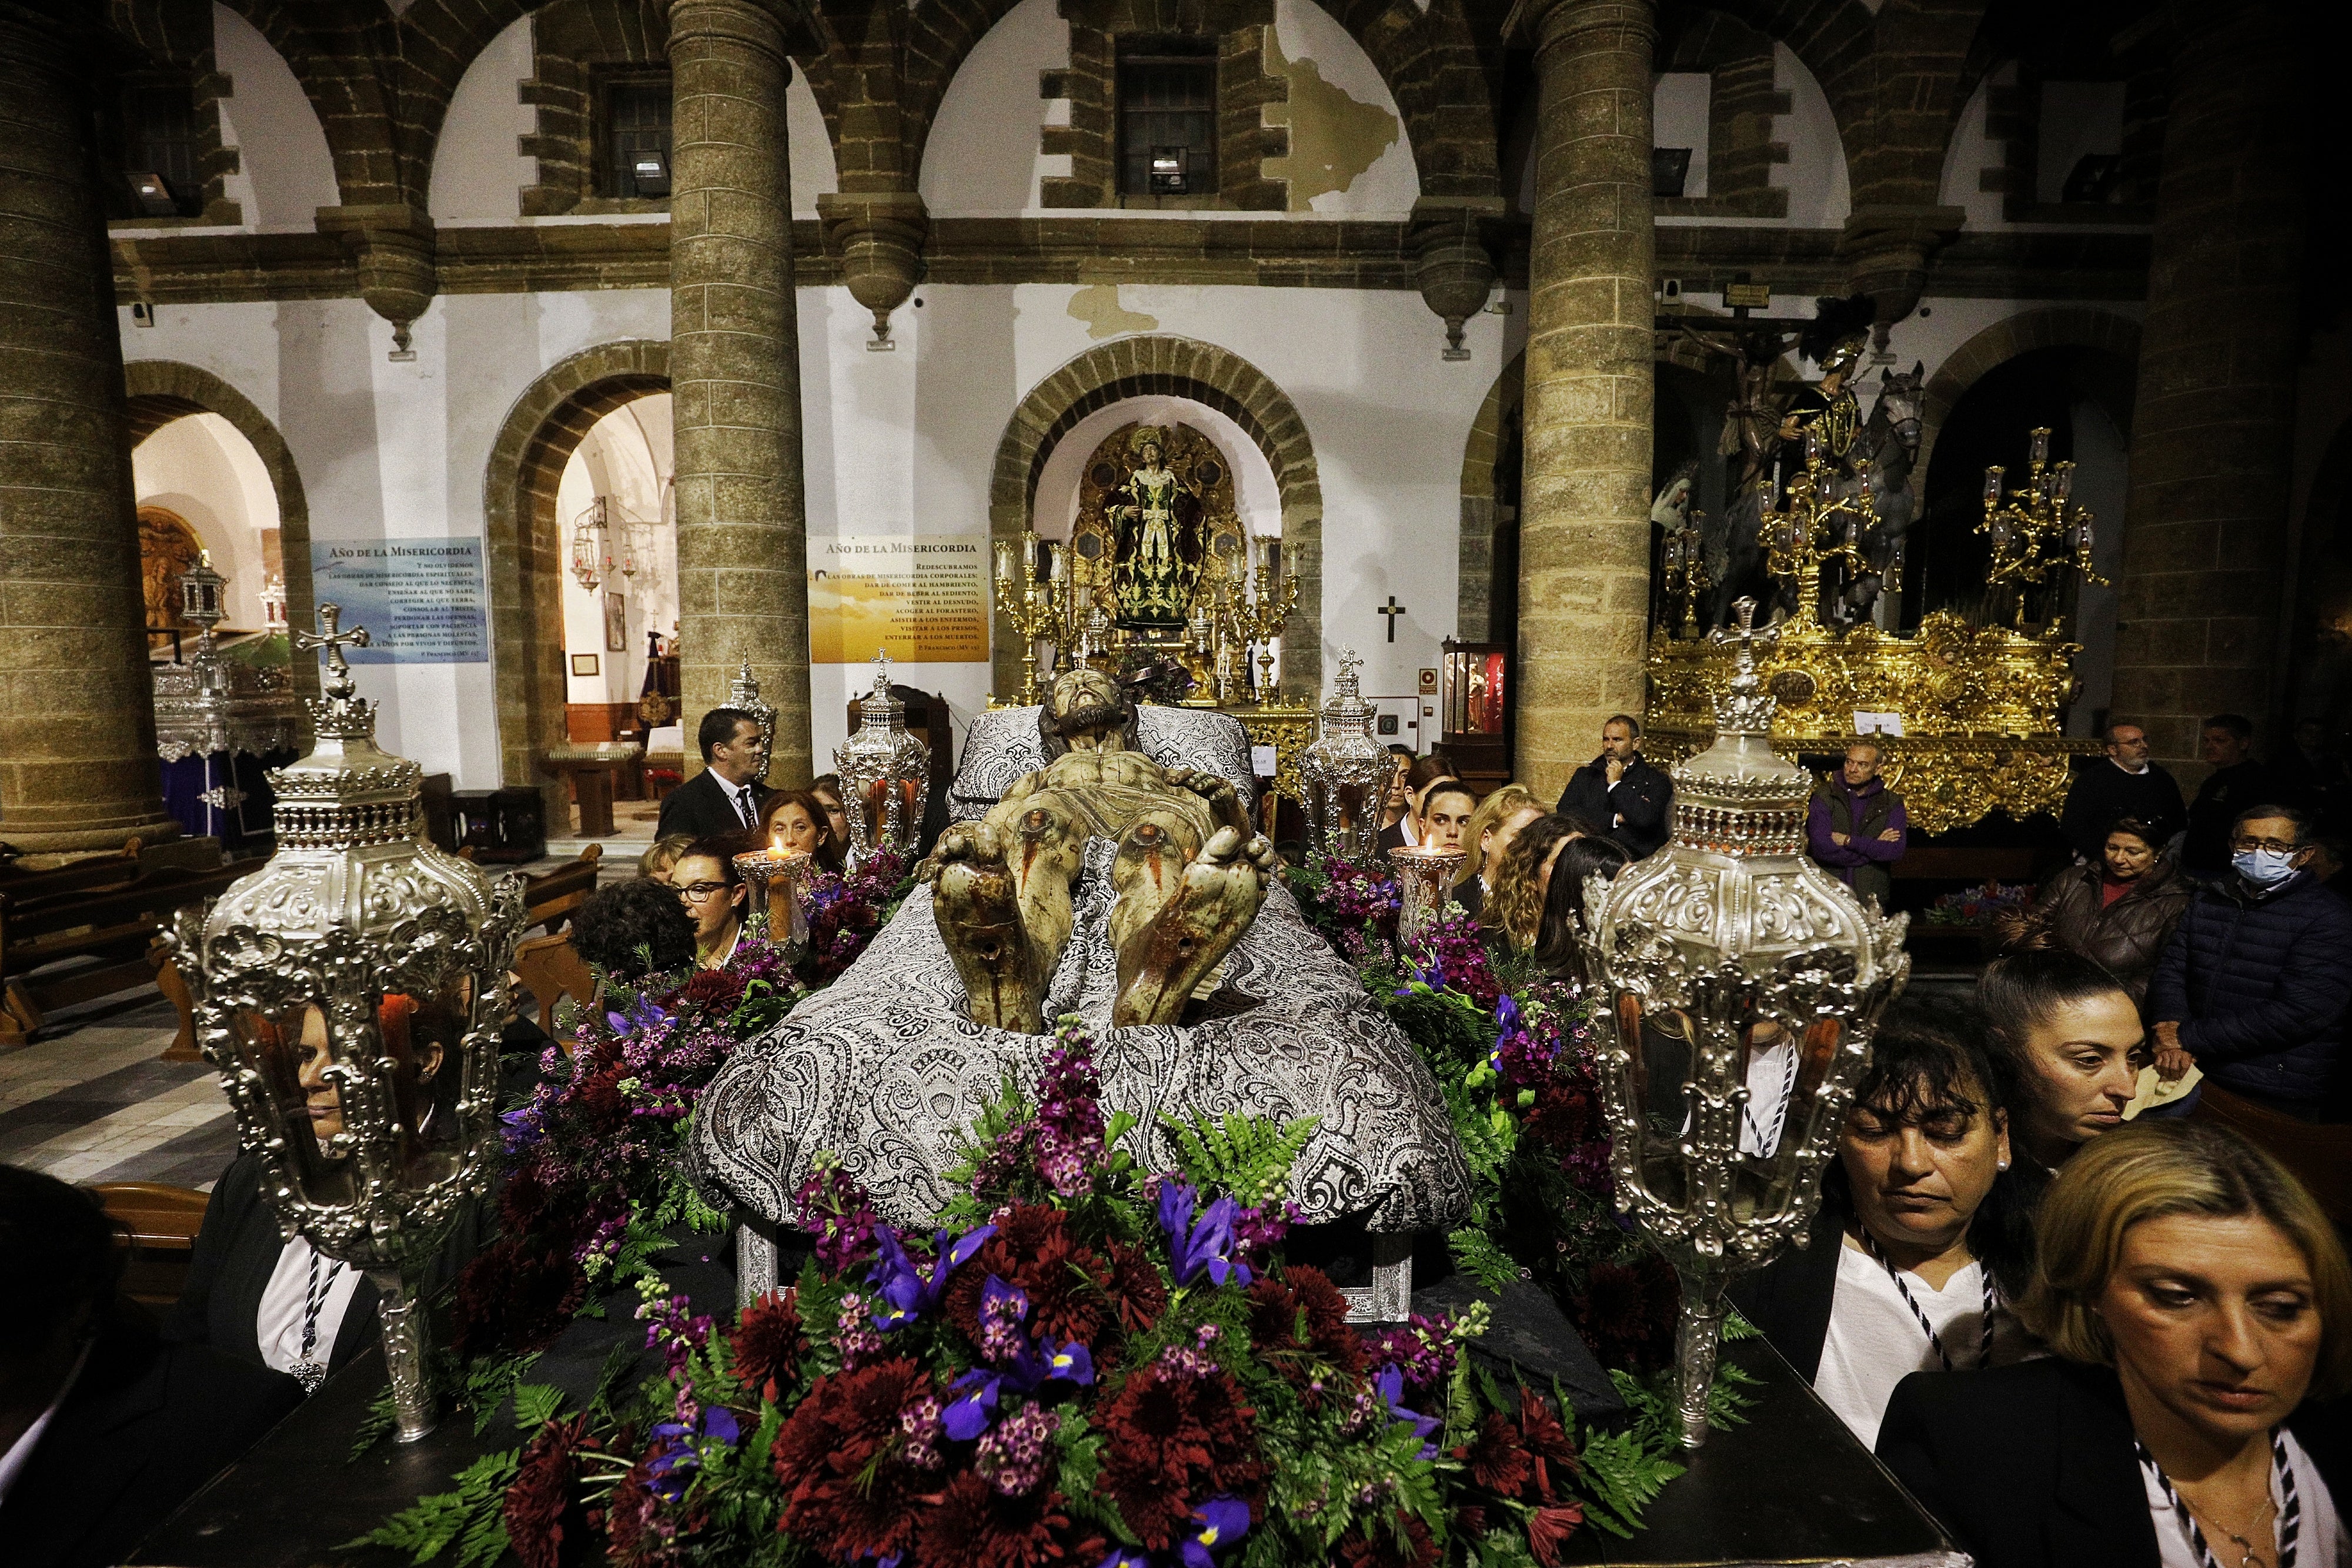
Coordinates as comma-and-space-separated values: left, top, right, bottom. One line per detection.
599, 73, 674, 199
1117, 39, 1217, 198
116, 74, 203, 218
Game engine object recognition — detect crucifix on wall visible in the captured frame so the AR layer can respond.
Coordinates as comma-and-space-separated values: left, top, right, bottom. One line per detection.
1377, 596, 1408, 643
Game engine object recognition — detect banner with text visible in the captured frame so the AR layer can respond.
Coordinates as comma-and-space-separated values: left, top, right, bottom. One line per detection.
809, 535, 990, 664
308, 539, 490, 664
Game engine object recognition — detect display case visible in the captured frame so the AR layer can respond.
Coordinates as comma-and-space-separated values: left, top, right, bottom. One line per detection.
1439, 640, 1509, 791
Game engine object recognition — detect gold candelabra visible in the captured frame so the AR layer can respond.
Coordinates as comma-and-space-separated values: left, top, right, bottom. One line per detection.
1659, 510, 1711, 637
992, 529, 1074, 706
1217, 538, 1299, 700
1980, 426, 2104, 628
1759, 430, 1877, 627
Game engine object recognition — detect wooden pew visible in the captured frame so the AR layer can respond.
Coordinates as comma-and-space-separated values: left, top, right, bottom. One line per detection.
95, 1181, 212, 1309
0, 858, 252, 1048
522, 842, 603, 934
512, 930, 597, 1052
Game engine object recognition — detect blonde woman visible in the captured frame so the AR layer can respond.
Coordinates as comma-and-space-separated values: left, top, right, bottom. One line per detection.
638, 833, 695, 884
1451, 784, 1542, 921
1877, 1121, 2350, 1568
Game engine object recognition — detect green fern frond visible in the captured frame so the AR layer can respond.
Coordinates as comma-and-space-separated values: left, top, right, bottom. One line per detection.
1158, 1109, 1319, 1207
337, 1449, 518, 1567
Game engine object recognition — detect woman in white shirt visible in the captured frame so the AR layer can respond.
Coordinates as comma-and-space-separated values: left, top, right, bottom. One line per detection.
1732, 997, 2044, 1449
1879, 1119, 2350, 1568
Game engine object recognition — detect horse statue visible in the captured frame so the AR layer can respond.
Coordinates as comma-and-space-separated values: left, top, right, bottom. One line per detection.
1823, 363, 1925, 625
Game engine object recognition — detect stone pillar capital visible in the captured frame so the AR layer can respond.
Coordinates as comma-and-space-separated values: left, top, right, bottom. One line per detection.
667, 0, 818, 62
1509, 0, 1655, 61
1406, 198, 1508, 359
316, 203, 439, 356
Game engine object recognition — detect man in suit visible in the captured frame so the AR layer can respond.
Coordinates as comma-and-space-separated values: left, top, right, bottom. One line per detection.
656, 706, 774, 843
1556, 714, 1673, 859
1, 1166, 302, 1568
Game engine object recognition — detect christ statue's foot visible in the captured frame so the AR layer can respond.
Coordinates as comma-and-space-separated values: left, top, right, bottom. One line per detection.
933, 835, 1045, 1034
1112, 825, 1274, 1028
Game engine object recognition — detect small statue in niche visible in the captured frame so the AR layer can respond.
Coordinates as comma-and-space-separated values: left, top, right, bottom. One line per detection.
923, 667, 1276, 1033
1105, 427, 1206, 632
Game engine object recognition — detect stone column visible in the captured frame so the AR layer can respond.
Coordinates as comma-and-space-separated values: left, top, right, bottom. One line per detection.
2112, 0, 2305, 779
669, 0, 813, 784
1515, 0, 1656, 798
0, 4, 178, 853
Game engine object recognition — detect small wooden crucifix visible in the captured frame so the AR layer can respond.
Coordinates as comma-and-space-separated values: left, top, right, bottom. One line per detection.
1377, 596, 1407, 643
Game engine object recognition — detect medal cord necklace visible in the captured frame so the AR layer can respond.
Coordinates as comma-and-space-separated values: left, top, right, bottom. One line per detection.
2137, 1431, 2300, 1568
1857, 1228, 1997, 1370
295, 1248, 345, 1394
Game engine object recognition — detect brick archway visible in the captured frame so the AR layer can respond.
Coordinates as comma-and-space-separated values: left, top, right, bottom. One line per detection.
482, 339, 670, 814
989, 336, 1322, 700
1917, 308, 2143, 480
122, 360, 320, 698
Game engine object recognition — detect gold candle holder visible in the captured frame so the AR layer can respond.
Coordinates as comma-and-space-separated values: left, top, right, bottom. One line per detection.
1390, 844, 1466, 945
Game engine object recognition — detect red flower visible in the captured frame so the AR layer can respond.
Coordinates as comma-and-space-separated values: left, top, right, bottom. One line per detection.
1101, 1239, 1167, 1336
675, 967, 746, 1015
1516, 1388, 1582, 1503
1333, 1510, 1439, 1568
1244, 1266, 1364, 1402
944, 1206, 1116, 1351
597, 1456, 692, 1568
1522, 1077, 1602, 1154
914, 1473, 1101, 1568
771, 1358, 936, 1563
1095, 1363, 1267, 1550
504, 1414, 598, 1568
454, 1235, 589, 1355
730, 1288, 806, 1403
1460, 1410, 1532, 1497
1569, 1255, 1680, 1370
1526, 1503, 1586, 1567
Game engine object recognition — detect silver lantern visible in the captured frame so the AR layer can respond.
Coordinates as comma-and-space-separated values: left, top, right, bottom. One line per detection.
727, 657, 779, 785
1578, 597, 1908, 1447
1299, 649, 1395, 862
163, 606, 527, 1440
833, 651, 930, 865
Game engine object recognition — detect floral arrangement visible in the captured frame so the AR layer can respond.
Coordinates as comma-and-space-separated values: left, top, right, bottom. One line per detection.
1284, 854, 1402, 965
799, 847, 913, 985
1921, 879, 2036, 927
368, 1021, 1681, 1568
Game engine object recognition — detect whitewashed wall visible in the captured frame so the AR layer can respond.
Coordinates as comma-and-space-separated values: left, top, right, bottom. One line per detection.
132, 413, 282, 628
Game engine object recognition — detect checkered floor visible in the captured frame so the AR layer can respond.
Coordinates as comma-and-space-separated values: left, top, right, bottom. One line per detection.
1, 993, 239, 1191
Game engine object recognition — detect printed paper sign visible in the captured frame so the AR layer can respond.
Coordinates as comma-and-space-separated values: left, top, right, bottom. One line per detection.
308, 539, 489, 664
809, 536, 990, 664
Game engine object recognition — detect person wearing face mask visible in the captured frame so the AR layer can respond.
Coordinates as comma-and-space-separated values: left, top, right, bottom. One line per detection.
1876, 1120, 2351, 1568
2148, 805, 2352, 1123
1731, 1002, 2043, 1449
1979, 950, 2146, 1171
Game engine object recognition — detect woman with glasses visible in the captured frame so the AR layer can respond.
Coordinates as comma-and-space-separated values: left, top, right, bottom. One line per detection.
671, 834, 750, 969
1877, 1120, 2349, 1568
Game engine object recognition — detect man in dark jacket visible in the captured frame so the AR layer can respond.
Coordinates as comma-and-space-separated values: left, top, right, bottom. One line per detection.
2059, 722, 2186, 863
1556, 714, 1672, 859
1806, 738, 1907, 907
2181, 714, 2287, 877
2148, 803, 2352, 1120
656, 707, 774, 842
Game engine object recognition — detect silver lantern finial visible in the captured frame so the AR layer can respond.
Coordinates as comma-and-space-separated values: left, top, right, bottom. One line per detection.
728, 657, 778, 785
833, 650, 930, 865
1299, 648, 1395, 864
1578, 595, 1909, 1447
163, 604, 526, 1440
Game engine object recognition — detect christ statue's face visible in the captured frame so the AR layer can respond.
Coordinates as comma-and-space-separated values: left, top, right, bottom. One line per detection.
1141, 442, 1162, 466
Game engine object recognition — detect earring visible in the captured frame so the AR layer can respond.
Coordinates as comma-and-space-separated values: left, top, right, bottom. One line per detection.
1997, 1159, 2009, 1171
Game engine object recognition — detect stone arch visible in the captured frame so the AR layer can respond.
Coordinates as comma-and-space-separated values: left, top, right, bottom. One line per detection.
1458, 349, 1523, 641
122, 360, 320, 698
989, 336, 1322, 700
1917, 307, 2142, 481
481, 339, 670, 816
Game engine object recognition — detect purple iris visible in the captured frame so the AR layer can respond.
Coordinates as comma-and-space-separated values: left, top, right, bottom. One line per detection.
1155, 1181, 1252, 1289
604, 996, 670, 1039
1182, 1496, 1252, 1568
1096, 1552, 1150, 1568
941, 1281, 1095, 1440
943, 1366, 1001, 1442
642, 1404, 743, 1501
1375, 1365, 1442, 1460
868, 1223, 995, 1332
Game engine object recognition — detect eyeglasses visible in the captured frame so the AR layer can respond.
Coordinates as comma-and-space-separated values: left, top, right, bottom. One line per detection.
676, 881, 731, 901
2230, 836, 2299, 855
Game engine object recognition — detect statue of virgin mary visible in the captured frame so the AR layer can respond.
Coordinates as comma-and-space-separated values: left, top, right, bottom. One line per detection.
1105, 427, 1205, 632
